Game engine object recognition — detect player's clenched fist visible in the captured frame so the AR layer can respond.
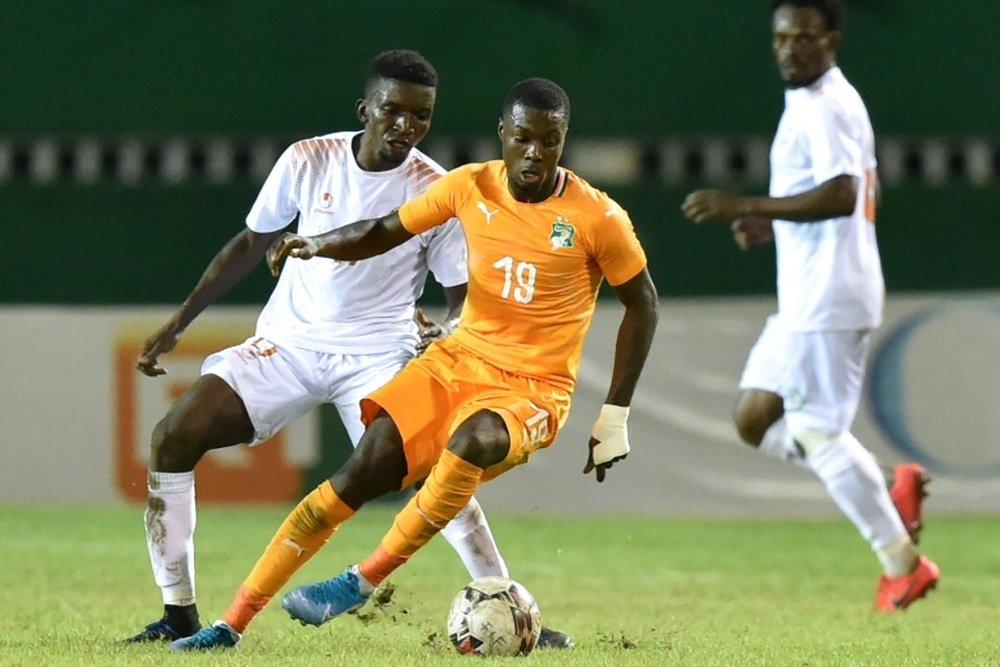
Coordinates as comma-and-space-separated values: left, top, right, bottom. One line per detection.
267, 232, 321, 276
583, 404, 631, 483
680, 188, 747, 223
731, 216, 774, 250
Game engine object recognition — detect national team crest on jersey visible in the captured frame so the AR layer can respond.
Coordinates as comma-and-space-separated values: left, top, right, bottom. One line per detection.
549, 217, 575, 250
785, 387, 807, 411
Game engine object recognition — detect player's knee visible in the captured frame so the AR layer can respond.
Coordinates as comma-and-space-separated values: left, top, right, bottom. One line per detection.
733, 391, 783, 446
149, 413, 201, 471
733, 405, 774, 446
150, 405, 224, 471
449, 411, 509, 469
733, 413, 761, 446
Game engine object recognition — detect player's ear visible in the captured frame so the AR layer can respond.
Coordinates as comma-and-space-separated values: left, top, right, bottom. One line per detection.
825, 30, 842, 55
496, 118, 504, 141
356, 98, 368, 124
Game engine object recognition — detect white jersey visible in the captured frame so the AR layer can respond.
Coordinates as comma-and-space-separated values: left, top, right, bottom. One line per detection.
769, 66, 884, 331
246, 131, 467, 354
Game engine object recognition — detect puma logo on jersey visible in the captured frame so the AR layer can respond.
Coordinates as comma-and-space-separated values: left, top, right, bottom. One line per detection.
477, 201, 499, 225
281, 539, 307, 557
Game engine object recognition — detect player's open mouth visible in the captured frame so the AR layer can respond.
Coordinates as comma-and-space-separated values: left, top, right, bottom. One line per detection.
520, 170, 541, 184
387, 139, 411, 151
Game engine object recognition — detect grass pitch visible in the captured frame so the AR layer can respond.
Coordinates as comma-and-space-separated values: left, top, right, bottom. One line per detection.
0, 505, 996, 666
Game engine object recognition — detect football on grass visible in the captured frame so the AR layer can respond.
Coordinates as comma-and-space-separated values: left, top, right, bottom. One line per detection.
446, 576, 541, 656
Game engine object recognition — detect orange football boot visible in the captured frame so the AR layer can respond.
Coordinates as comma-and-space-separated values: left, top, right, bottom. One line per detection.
889, 463, 929, 543
874, 555, 940, 612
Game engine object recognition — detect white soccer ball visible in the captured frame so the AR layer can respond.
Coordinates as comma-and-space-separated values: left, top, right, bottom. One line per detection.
446, 576, 542, 656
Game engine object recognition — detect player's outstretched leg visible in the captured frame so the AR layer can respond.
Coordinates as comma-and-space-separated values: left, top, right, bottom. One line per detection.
129, 375, 253, 643
874, 555, 940, 612
168, 620, 241, 651
282, 565, 372, 626
889, 463, 929, 543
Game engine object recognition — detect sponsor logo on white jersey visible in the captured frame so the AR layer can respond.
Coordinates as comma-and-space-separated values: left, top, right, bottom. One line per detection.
313, 192, 336, 215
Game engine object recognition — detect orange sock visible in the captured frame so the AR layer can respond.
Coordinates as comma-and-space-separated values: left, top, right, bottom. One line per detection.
220, 481, 354, 633
359, 450, 483, 586
219, 585, 268, 635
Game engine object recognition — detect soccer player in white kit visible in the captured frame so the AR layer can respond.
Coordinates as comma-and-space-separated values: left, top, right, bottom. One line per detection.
681, 0, 939, 611
129, 50, 571, 647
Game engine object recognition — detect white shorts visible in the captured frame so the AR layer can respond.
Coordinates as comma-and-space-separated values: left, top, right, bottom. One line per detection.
739, 316, 872, 434
202, 336, 411, 446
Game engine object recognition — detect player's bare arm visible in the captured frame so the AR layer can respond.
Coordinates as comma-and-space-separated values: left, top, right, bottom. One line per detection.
681, 174, 858, 224
136, 227, 285, 376
583, 268, 658, 483
267, 211, 414, 276
415, 283, 467, 354
441, 283, 466, 330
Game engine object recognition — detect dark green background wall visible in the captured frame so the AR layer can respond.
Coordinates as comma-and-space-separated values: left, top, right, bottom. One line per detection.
3, 183, 997, 304
2, 1, 997, 304
5, 0, 997, 136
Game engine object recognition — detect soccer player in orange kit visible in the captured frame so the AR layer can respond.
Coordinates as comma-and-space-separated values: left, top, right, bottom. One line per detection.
170, 77, 658, 650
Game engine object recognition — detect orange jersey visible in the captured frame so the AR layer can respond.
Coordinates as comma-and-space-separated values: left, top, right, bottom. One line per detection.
398, 160, 647, 390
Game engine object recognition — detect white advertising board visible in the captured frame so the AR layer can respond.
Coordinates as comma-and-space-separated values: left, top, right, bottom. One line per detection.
1, 293, 996, 516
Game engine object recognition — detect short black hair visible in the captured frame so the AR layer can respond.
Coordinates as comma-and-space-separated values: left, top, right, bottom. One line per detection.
771, 0, 845, 32
502, 78, 571, 122
365, 49, 438, 95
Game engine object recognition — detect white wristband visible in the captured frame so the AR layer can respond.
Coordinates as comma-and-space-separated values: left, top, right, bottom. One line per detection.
590, 404, 631, 465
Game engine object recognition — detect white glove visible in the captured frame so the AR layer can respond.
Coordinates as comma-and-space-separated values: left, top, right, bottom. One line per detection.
584, 404, 630, 482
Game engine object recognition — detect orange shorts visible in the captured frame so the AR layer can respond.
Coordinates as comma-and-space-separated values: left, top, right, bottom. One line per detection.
360, 337, 571, 488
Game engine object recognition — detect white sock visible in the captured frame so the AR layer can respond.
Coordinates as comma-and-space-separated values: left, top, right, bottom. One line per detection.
876, 535, 920, 578
440, 496, 509, 580
350, 564, 376, 595
802, 432, 916, 574
145, 470, 197, 606
757, 418, 809, 470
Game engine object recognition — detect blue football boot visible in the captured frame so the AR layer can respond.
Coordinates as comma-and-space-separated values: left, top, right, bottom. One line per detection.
282, 566, 371, 626
168, 620, 241, 651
